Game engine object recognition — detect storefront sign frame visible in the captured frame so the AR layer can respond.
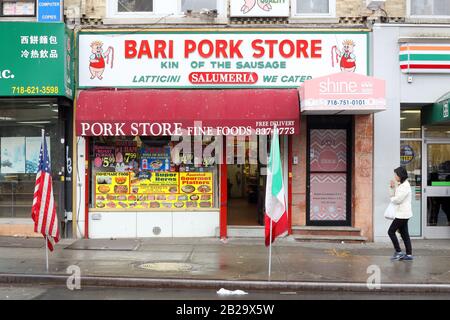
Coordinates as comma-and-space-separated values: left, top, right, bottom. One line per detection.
299, 72, 386, 114
0, 22, 73, 98
77, 29, 369, 89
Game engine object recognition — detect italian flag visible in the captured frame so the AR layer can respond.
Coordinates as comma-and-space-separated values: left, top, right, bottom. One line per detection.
265, 127, 288, 247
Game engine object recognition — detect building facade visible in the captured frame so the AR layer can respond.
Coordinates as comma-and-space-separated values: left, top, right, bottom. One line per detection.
63, 0, 391, 241
5, 0, 450, 242
374, 24, 450, 241
0, 20, 74, 237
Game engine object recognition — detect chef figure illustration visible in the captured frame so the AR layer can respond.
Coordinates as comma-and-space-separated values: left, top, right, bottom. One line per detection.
332, 39, 356, 72
89, 41, 114, 80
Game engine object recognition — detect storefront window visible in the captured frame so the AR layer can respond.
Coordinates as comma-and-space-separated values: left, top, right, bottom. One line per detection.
0, 101, 64, 218
90, 136, 219, 211
1, 0, 36, 17
400, 109, 421, 139
424, 126, 450, 138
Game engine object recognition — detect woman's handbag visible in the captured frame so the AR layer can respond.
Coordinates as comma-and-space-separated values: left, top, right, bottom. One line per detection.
384, 202, 396, 220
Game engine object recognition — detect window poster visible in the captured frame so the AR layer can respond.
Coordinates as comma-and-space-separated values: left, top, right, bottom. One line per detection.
310, 129, 347, 172
25, 136, 51, 173
310, 173, 346, 221
1, 137, 26, 173
115, 140, 138, 166
94, 171, 214, 210
139, 146, 170, 171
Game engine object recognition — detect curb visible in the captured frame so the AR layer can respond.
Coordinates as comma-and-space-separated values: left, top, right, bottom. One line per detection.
1, 273, 450, 293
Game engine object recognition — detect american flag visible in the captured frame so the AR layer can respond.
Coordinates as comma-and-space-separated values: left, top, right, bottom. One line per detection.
31, 134, 59, 251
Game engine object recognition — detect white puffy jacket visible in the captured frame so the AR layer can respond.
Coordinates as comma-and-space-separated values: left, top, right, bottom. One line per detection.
389, 180, 413, 219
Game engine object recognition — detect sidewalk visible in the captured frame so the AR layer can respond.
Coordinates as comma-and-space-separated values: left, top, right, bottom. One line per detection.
0, 236, 449, 292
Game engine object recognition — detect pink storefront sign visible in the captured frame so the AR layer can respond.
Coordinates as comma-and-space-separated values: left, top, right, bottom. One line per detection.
299, 72, 386, 114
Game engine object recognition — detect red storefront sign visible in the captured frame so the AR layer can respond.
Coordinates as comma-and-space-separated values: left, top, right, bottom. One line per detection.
76, 89, 300, 136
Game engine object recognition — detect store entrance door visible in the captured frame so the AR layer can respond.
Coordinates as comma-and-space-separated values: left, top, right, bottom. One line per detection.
306, 116, 352, 226
226, 136, 265, 226
423, 139, 450, 238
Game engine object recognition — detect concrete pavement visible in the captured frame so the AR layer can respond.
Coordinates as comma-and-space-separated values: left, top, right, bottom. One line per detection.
0, 237, 449, 292
3, 284, 450, 300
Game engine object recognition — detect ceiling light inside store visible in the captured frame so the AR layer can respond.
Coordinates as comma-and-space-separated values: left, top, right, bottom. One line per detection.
407, 128, 421, 131
0, 116, 14, 120
17, 121, 51, 124
400, 117, 406, 120
51, 108, 58, 112
401, 131, 413, 134
401, 110, 421, 114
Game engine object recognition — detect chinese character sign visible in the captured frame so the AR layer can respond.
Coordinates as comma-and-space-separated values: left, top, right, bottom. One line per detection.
0, 22, 71, 97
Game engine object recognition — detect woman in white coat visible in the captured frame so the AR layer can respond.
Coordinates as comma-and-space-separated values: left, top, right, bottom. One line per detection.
388, 166, 413, 261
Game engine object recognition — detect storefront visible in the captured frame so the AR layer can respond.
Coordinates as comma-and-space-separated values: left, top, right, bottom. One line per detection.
0, 22, 74, 237
74, 29, 375, 239
374, 23, 450, 240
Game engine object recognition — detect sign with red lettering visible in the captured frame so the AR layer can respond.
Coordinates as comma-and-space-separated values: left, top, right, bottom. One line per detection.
78, 31, 368, 88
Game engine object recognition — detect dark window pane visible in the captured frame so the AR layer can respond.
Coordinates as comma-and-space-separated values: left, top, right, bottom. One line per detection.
118, 0, 153, 12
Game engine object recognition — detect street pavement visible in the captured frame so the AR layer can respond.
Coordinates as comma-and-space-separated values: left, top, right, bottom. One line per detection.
0, 237, 449, 292
2, 284, 450, 300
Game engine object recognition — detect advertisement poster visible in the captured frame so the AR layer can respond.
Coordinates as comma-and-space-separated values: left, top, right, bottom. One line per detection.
94, 172, 214, 209
310, 173, 346, 221
95, 172, 130, 209
140, 147, 170, 171
1, 137, 25, 173
310, 129, 347, 172
115, 140, 138, 165
25, 136, 51, 173
78, 32, 368, 88
400, 145, 415, 166
132, 172, 178, 194
179, 172, 214, 209
93, 146, 115, 168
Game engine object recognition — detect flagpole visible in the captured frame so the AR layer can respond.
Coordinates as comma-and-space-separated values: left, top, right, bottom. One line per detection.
45, 235, 49, 272
41, 129, 49, 272
268, 218, 273, 281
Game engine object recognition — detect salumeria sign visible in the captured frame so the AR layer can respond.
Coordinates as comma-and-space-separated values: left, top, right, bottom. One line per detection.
78, 31, 368, 88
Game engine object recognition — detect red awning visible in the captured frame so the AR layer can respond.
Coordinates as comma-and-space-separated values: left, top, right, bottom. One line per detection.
76, 89, 299, 136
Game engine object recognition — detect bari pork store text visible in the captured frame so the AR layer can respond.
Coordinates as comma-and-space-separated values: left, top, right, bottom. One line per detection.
78, 32, 368, 88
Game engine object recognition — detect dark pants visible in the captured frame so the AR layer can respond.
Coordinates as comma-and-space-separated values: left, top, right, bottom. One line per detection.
388, 218, 412, 255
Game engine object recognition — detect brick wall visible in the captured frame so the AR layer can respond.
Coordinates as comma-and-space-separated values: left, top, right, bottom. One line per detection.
291, 117, 307, 226
353, 114, 374, 241
65, 0, 408, 25
338, 0, 406, 18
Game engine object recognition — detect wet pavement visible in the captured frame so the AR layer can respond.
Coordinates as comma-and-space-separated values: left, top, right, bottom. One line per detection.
0, 237, 449, 285
2, 284, 450, 300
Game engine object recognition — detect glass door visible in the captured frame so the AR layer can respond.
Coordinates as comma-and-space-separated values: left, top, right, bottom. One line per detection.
306, 116, 352, 226
422, 140, 450, 238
